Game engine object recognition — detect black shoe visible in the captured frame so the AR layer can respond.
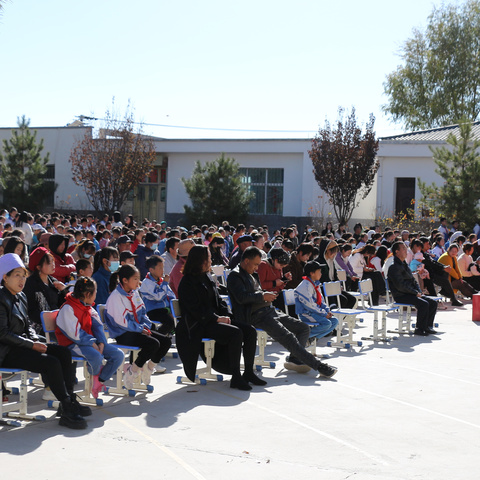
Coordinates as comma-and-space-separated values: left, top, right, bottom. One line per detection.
243, 371, 267, 386
230, 376, 252, 391
452, 300, 463, 307
414, 328, 429, 336
71, 394, 92, 417
58, 397, 87, 430
426, 327, 438, 334
317, 362, 337, 378
58, 395, 92, 418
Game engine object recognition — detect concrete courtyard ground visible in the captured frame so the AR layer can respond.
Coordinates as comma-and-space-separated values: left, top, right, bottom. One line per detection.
1, 300, 479, 479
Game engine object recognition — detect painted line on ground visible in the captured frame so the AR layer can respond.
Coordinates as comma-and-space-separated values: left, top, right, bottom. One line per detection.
102, 409, 207, 480
338, 383, 480, 430
216, 388, 389, 466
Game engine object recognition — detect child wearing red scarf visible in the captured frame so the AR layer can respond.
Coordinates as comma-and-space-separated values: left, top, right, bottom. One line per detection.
56, 277, 124, 399
293, 261, 339, 341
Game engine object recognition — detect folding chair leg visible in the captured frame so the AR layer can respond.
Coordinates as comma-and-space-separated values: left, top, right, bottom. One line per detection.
254, 330, 276, 369
177, 339, 223, 385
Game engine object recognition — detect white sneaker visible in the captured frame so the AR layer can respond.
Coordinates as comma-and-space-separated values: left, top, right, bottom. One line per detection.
155, 366, 167, 374
123, 364, 140, 390
141, 364, 155, 385
42, 388, 56, 401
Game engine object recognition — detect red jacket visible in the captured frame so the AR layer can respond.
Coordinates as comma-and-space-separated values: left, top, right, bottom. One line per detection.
257, 260, 284, 293
51, 252, 76, 283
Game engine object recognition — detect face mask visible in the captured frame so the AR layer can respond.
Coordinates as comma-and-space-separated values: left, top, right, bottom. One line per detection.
109, 261, 120, 273
68, 242, 75, 247
84, 253, 92, 259
204, 230, 208, 235
307, 228, 312, 233
152, 243, 159, 250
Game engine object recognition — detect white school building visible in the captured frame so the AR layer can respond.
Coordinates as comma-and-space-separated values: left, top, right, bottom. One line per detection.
1, 122, 477, 230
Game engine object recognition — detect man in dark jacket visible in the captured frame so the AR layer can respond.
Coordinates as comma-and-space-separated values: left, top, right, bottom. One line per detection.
227, 246, 337, 378
388, 241, 438, 336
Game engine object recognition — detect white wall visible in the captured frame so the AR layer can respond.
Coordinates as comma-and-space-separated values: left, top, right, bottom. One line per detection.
0, 126, 90, 210
376, 141, 443, 218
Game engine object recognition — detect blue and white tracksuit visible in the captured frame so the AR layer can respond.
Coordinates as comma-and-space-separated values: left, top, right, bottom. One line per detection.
139, 273, 176, 312
294, 278, 338, 339
56, 303, 124, 379
104, 285, 152, 338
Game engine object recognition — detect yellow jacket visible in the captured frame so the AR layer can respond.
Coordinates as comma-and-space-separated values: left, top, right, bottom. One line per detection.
438, 252, 461, 281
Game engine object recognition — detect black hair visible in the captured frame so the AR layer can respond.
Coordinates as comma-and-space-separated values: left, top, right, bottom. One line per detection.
109, 264, 139, 293
73, 276, 96, 300
165, 237, 180, 252
93, 246, 119, 273
76, 258, 92, 274
304, 260, 322, 277
145, 232, 159, 244
3, 236, 26, 260
146, 255, 163, 270
391, 241, 405, 256
297, 243, 314, 256
241, 246, 263, 261
183, 245, 209, 276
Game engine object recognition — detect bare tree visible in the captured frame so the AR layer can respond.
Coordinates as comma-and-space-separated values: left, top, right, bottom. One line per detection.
309, 108, 379, 225
70, 104, 156, 214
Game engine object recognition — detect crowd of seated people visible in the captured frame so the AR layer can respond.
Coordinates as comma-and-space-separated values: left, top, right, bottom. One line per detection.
0, 209, 475, 429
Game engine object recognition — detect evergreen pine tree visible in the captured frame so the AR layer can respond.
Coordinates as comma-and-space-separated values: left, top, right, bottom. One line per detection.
419, 119, 480, 229
182, 154, 253, 225
0, 116, 56, 211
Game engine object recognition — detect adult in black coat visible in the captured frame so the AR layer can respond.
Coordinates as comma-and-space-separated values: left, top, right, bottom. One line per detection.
0, 253, 89, 428
177, 245, 266, 391
387, 242, 438, 336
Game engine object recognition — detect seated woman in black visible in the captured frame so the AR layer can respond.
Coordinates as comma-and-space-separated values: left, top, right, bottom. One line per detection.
0, 253, 90, 429
177, 245, 266, 391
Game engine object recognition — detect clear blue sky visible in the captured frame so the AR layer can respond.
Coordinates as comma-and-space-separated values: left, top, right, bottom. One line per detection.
0, 0, 469, 139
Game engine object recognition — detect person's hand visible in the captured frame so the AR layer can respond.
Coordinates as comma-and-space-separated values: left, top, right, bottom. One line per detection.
274, 279, 285, 287
444, 265, 452, 272
326, 312, 333, 319
217, 316, 231, 324
417, 292, 422, 297
32, 342, 47, 353
164, 274, 170, 283
97, 342, 105, 354
142, 328, 152, 336
284, 272, 292, 281
352, 276, 359, 282
92, 343, 100, 352
53, 281, 66, 291
263, 292, 277, 302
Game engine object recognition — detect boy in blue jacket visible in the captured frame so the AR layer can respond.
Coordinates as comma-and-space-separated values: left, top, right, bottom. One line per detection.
294, 261, 338, 341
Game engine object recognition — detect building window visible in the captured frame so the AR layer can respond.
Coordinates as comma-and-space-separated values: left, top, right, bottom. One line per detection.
41, 165, 55, 207
240, 168, 284, 215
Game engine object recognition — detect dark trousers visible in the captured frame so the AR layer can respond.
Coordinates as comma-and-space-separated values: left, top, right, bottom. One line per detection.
202, 321, 257, 376
116, 330, 172, 367
148, 308, 175, 335
451, 278, 476, 298
464, 276, 480, 291
393, 294, 438, 331
327, 291, 356, 309
426, 271, 456, 300
362, 271, 386, 306
2, 344, 74, 402
250, 306, 321, 370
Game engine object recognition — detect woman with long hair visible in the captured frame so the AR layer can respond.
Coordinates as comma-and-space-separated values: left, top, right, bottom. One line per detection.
177, 245, 266, 391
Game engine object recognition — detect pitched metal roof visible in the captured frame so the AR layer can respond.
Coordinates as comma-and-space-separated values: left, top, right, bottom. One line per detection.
380, 121, 480, 143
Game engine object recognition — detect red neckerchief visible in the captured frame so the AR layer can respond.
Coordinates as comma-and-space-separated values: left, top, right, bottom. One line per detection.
56, 292, 94, 346
303, 276, 322, 306
146, 272, 163, 285
125, 290, 140, 323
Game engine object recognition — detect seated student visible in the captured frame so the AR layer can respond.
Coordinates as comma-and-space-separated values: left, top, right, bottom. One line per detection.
438, 244, 477, 298
0, 253, 90, 429
139, 255, 175, 337
334, 243, 359, 291
3, 235, 28, 264
409, 252, 430, 293
76, 258, 93, 278
23, 247, 68, 335
169, 239, 195, 297
161, 237, 180, 276
48, 234, 76, 283
135, 232, 159, 279
92, 247, 119, 305
56, 277, 124, 398
120, 250, 137, 266
257, 248, 292, 311
284, 243, 314, 290
458, 242, 480, 291
294, 261, 339, 342
105, 264, 172, 389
